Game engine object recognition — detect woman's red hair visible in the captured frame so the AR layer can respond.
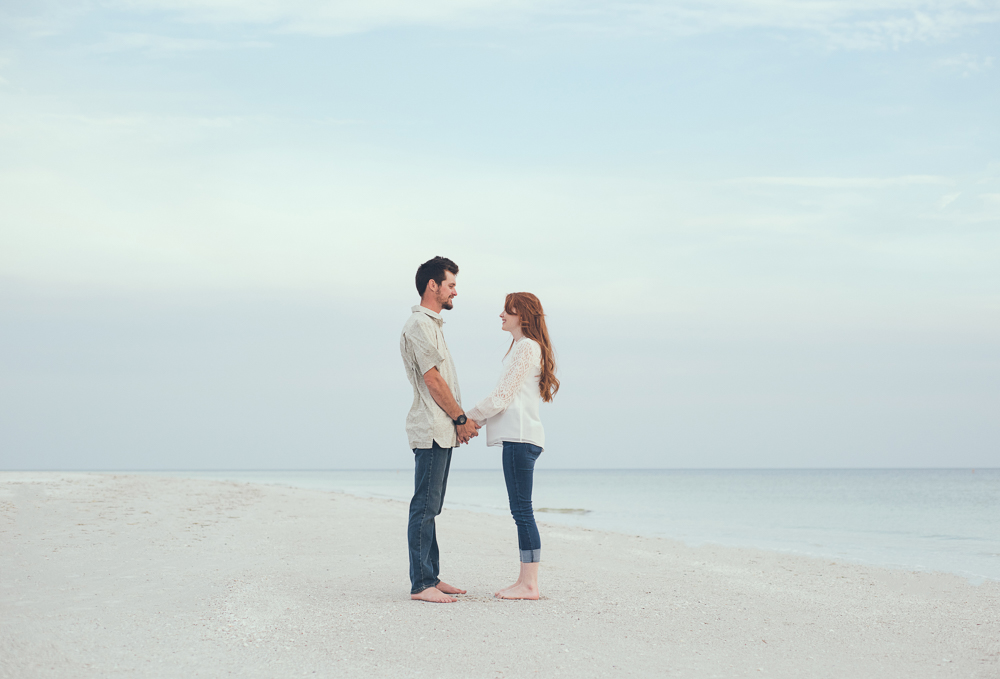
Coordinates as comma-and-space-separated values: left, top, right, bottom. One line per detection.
505, 292, 559, 403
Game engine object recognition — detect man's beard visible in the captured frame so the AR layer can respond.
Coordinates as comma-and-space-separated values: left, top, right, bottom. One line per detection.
441, 298, 454, 310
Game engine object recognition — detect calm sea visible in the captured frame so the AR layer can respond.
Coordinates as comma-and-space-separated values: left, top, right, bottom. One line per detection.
142, 469, 1000, 582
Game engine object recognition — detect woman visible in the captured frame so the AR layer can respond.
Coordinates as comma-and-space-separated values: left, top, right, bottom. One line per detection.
467, 292, 559, 600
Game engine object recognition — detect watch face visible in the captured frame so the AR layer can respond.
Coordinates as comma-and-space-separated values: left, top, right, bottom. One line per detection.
455, 415, 467, 425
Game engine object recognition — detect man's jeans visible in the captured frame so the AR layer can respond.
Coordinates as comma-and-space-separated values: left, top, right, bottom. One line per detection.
502, 441, 543, 563
408, 442, 453, 594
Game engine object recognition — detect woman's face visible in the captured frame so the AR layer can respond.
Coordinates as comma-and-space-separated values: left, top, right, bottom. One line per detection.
500, 307, 521, 334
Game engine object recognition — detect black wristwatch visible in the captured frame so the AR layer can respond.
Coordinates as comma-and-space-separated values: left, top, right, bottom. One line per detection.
452, 414, 468, 426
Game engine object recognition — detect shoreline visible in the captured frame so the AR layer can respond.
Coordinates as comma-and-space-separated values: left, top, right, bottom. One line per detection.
72, 468, 1000, 584
2, 472, 998, 678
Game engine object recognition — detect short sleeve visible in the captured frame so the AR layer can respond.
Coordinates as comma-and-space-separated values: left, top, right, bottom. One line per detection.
405, 320, 445, 377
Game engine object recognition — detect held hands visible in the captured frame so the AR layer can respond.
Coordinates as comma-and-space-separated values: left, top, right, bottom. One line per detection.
457, 420, 481, 445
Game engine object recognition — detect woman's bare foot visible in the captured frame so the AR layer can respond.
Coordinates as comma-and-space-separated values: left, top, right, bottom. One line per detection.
495, 582, 539, 600
436, 581, 466, 595
494, 579, 521, 598
411, 587, 457, 603
495, 562, 539, 599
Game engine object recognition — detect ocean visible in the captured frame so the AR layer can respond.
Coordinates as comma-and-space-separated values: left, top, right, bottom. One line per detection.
143, 468, 1000, 582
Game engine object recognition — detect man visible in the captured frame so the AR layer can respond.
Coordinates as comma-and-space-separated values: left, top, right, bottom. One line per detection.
399, 256, 481, 603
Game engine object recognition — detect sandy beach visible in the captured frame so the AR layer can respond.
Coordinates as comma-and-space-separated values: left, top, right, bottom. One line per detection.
1, 472, 997, 678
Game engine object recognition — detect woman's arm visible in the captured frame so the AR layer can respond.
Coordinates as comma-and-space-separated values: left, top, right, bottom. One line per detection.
467, 340, 540, 424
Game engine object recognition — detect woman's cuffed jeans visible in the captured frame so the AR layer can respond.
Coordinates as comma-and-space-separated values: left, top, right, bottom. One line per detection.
502, 441, 543, 563
407, 442, 453, 594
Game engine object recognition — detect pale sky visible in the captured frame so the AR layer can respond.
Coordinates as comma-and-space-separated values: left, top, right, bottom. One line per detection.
1, 1, 998, 470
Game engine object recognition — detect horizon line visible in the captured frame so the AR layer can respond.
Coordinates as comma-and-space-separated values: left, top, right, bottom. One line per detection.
3, 467, 995, 473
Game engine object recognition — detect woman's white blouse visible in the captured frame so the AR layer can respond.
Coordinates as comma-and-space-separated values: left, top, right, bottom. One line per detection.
467, 337, 544, 450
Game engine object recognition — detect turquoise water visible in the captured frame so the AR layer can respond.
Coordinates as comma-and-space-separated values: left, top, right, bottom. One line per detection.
142, 469, 1000, 582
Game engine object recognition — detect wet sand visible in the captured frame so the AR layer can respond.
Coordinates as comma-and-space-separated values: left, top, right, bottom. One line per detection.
1, 472, 997, 678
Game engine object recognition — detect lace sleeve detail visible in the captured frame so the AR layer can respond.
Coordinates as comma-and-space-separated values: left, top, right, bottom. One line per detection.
467, 340, 540, 424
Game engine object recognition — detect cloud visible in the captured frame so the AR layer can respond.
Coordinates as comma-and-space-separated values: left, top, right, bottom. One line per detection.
96, 0, 531, 35
734, 175, 954, 189
938, 192, 961, 208
91, 32, 269, 54
15, 0, 1000, 48
567, 1, 1000, 49
0, 1, 93, 39
938, 52, 995, 76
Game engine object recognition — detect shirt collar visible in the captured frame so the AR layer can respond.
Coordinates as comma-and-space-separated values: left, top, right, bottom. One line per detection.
411, 304, 445, 326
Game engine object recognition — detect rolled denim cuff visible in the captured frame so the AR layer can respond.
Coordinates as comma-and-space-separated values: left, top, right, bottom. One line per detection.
519, 548, 541, 563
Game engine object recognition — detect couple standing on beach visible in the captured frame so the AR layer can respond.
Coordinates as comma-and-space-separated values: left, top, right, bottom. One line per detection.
400, 256, 559, 603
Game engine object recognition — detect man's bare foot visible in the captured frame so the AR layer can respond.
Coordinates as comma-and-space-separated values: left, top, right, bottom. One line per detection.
436, 581, 466, 595
495, 583, 539, 600
411, 587, 457, 603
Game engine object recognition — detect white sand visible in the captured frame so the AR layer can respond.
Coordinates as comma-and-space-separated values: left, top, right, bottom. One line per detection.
1, 472, 997, 678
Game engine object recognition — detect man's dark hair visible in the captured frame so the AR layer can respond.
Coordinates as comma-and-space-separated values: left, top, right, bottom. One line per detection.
415, 256, 459, 297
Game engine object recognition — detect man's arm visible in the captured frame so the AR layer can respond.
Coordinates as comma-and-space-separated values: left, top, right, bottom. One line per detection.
423, 367, 463, 420
423, 367, 480, 443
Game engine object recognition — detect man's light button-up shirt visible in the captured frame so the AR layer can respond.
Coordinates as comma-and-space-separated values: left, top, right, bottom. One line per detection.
400, 305, 461, 450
